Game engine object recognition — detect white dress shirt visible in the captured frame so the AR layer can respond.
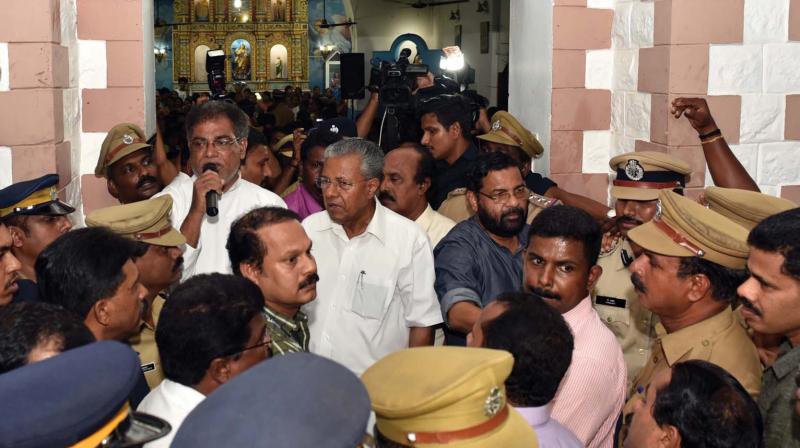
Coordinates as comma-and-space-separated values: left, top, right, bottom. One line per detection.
414, 204, 456, 248
156, 173, 286, 280
302, 201, 443, 375
552, 297, 626, 448
515, 405, 583, 448
137, 379, 206, 448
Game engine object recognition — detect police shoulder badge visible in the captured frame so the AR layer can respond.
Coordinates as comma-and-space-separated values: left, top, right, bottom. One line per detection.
122, 134, 135, 145
624, 159, 644, 181
483, 387, 503, 417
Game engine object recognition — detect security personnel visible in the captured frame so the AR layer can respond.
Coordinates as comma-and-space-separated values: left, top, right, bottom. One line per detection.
86, 196, 185, 389
622, 190, 762, 426
704, 186, 797, 230
172, 352, 371, 447
0, 340, 170, 447
595, 151, 692, 391
362, 346, 539, 447
96, 123, 164, 204
0, 174, 74, 304
439, 110, 556, 224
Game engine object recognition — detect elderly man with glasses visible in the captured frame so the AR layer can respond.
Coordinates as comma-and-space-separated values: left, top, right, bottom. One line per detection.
154, 101, 286, 280
301, 138, 442, 375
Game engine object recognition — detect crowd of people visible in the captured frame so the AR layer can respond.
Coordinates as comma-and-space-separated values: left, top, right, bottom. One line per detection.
0, 81, 798, 448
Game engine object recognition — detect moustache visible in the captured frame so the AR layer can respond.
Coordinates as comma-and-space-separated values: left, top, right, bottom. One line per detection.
4, 273, 19, 289
501, 207, 526, 221
619, 216, 643, 227
530, 287, 561, 301
740, 297, 763, 317
298, 272, 320, 290
631, 273, 647, 294
136, 176, 158, 189
378, 191, 395, 203
172, 256, 184, 273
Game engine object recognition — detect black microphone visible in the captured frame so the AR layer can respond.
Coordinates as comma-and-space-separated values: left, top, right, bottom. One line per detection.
202, 163, 219, 217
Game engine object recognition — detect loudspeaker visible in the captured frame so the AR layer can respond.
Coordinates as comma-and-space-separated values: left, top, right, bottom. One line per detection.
340, 53, 365, 100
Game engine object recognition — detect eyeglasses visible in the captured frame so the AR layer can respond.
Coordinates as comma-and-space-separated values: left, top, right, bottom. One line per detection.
225, 329, 272, 359
316, 176, 367, 191
189, 137, 241, 152
479, 185, 530, 203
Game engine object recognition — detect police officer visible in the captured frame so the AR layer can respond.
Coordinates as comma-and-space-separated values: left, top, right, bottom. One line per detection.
622, 190, 762, 429
704, 186, 797, 230
439, 111, 562, 224
594, 151, 692, 390
0, 174, 74, 303
95, 123, 166, 204
0, 340, 170, 447
362, 346, 539, 447
86, 196, 186, 389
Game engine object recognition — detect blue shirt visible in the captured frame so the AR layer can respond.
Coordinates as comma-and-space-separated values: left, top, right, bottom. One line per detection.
433, 216, 529, 345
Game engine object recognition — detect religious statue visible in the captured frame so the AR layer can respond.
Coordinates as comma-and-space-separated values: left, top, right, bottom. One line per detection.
275, 56, 284, 78
273, 0, 285, 21
194, 0, 210, 21
232, 41, 252, 80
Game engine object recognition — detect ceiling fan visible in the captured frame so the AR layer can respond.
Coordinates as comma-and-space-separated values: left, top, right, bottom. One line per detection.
385, 0, 469, 9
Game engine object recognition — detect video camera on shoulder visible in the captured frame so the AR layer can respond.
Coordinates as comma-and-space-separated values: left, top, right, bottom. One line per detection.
206, 49, 228, 100
369, 48, 429, 108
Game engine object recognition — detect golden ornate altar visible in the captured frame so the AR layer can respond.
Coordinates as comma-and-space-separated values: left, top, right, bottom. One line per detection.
172, 0, 309, 91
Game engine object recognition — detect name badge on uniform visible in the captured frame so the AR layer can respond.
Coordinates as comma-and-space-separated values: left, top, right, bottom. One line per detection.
141, 362, 156, 373
595, 296, 627, 309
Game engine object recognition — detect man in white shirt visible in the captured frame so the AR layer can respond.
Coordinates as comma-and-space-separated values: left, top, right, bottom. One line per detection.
155, 101, 285, 280
302, 138, 442, 375
138, 273, 269, 448
378, 144, 455, 248
524, 205, 626, 448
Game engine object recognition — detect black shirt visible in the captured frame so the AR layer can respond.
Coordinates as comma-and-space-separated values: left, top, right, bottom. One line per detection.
430, 143, 480, 209
12, 279, 39, 304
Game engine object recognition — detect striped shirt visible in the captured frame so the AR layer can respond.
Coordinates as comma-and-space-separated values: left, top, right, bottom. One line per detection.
263, 306, 310, 355
551, 297, 626, 448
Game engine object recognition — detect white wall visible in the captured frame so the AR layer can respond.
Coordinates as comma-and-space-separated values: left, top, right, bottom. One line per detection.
508, 0, 552, 175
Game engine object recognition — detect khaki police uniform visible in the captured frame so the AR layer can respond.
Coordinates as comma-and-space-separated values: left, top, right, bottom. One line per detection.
86, 196, 186, 389
437, 187, 561, 224
622, 190, 762, 423
595, 151, 692, 389
362, 346, 539, 447
594, 239, 655, 391
705, 186, 797, 230
95, 123, 152, 178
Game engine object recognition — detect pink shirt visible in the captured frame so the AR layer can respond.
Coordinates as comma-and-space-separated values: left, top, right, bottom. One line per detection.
284, 183, 323, 221
551, 297, 626, 448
